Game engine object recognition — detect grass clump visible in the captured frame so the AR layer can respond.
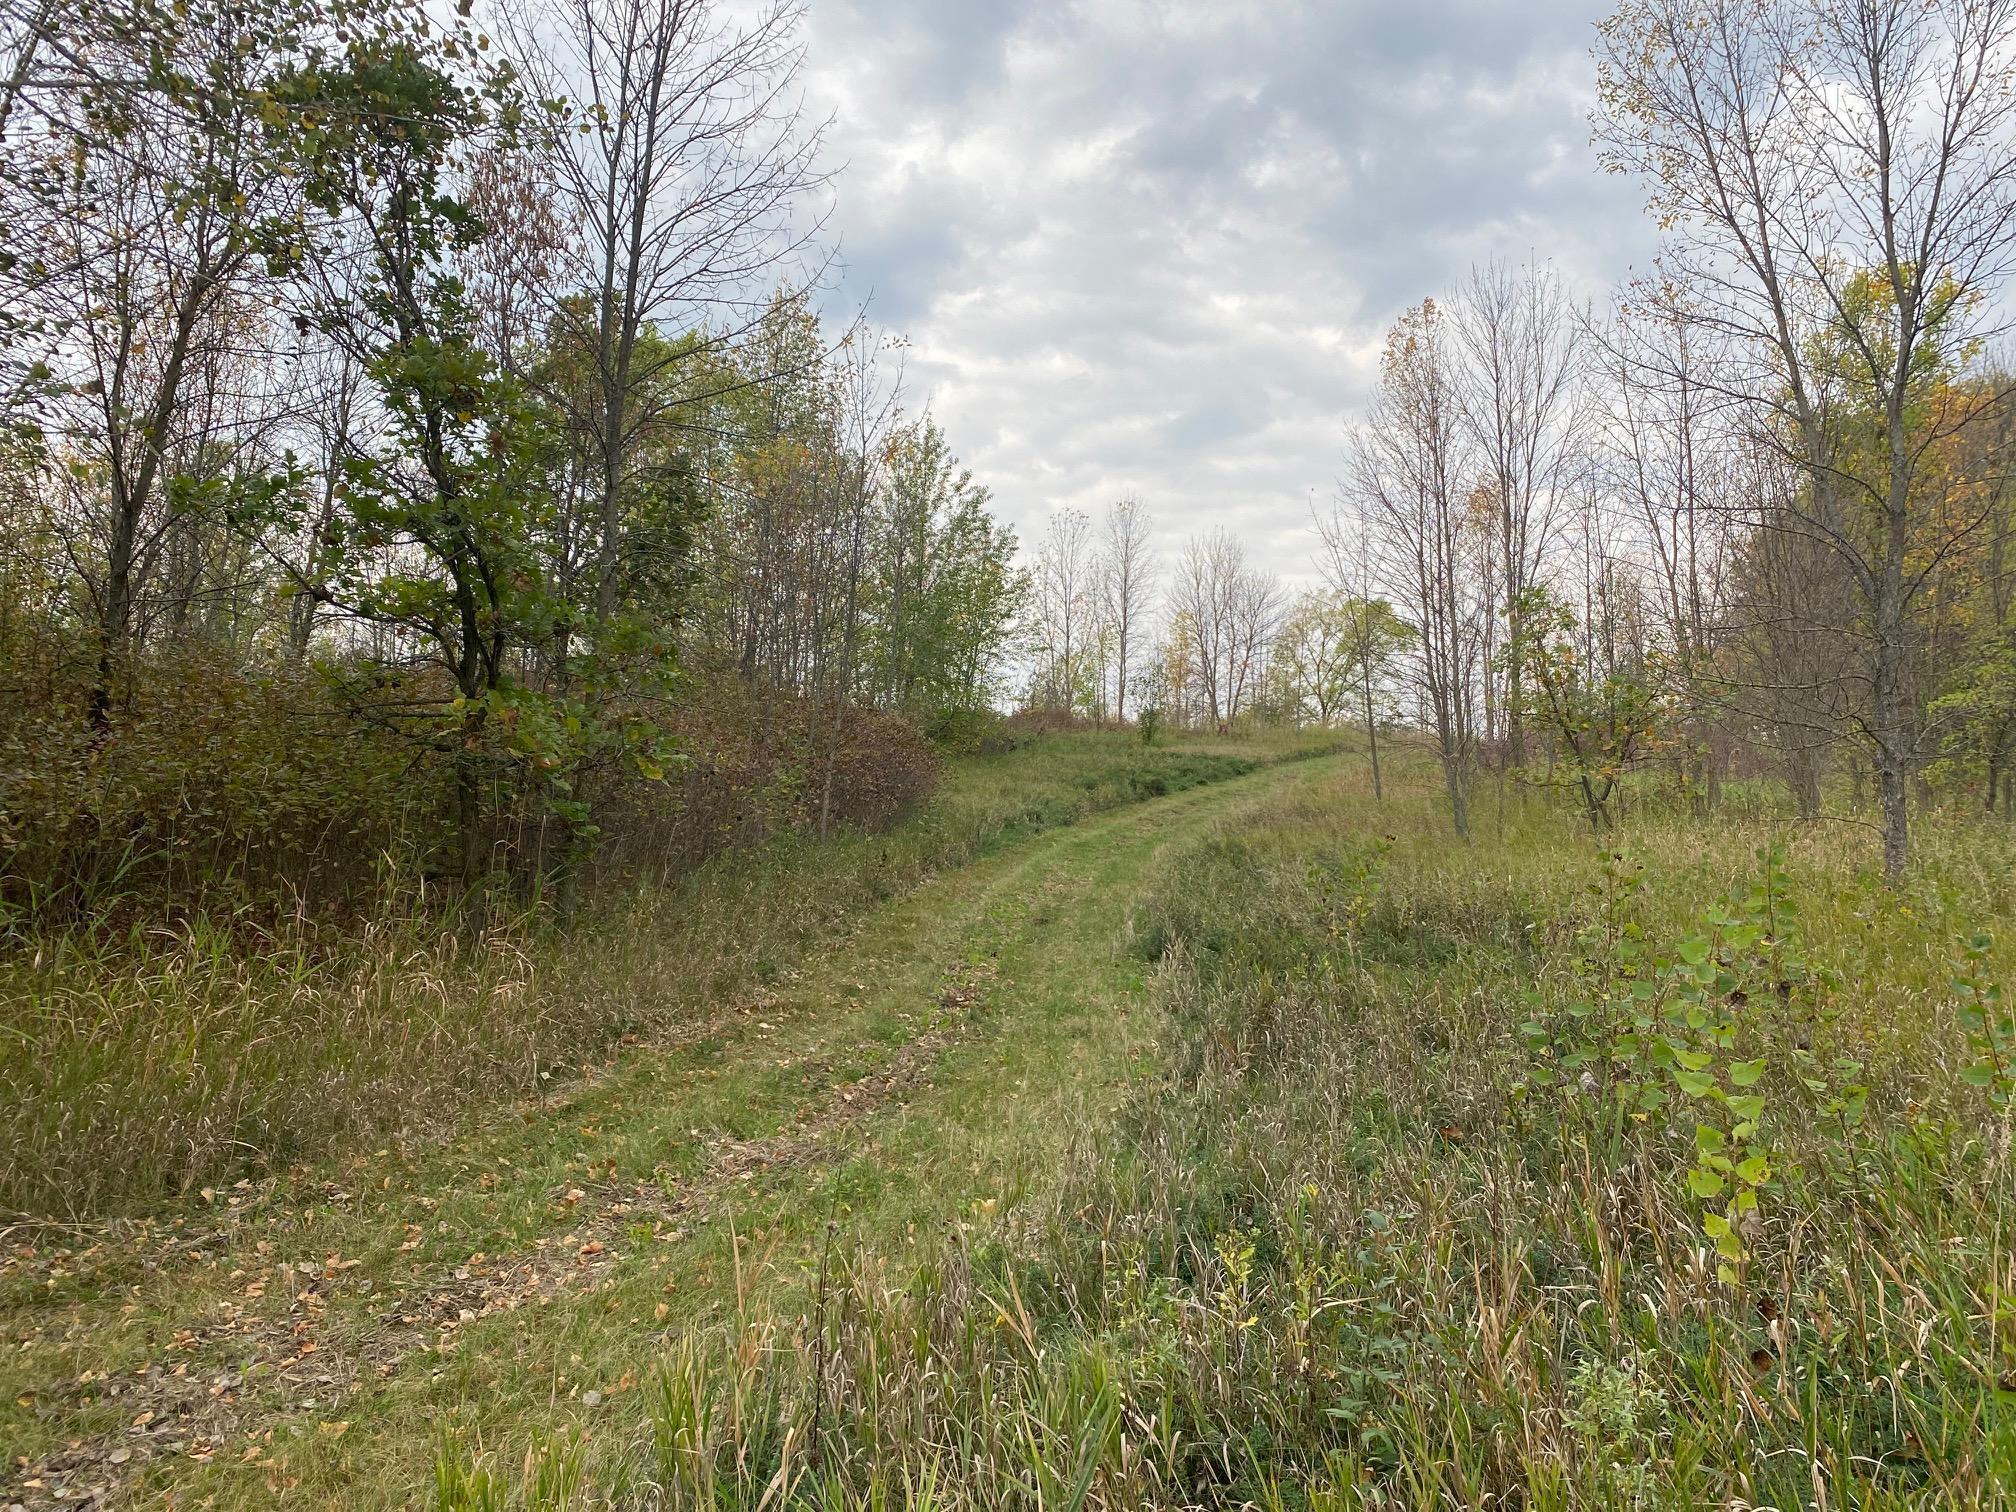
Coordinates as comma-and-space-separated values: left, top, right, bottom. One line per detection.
452, 764, 2016, 1508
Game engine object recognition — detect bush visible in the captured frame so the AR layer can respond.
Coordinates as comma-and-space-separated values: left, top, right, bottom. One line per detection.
0, 636, 942, 930
0, 638, 436, 930
921, 705, 1021, 756
584, 680, 940, 882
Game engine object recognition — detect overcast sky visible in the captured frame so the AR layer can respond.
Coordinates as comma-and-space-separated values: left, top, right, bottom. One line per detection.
799, 0, 1658, 585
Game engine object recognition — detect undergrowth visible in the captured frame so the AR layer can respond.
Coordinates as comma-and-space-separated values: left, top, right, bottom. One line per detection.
448, 769, 2016, 1508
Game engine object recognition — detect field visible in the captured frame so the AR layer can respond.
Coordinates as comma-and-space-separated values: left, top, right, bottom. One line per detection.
6, 733, 2016, 1508
3, 729, 1334, 1504
0, 729, 1336, 1220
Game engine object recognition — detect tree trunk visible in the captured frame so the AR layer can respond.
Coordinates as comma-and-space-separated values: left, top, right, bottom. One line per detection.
1787, 743, 1822, 821
1361, 672, 1383, 802
1873, 545, 1911, 882
89, 513, 137, 731
456, 754, 484, 893
597, 373, 626, 621
1444, 755, 1470, 841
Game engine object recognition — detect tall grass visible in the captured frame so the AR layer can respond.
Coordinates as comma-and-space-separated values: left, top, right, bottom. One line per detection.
456, 767, 2016, 1508
0, 730, 1335, 1220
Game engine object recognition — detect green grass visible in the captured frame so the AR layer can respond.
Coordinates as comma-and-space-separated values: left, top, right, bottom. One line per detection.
0, 726, 1338, 1222
426, 760, 2016, 1509
34, 732, 2004, 1509
0, 733, 1350, 1509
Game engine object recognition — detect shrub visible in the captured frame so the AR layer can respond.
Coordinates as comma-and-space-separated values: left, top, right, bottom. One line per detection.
0, 638, 436, 930
921, 705, 1020, 756
0, 638, 943, 929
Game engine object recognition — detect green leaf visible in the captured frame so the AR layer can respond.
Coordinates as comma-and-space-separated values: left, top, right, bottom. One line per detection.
1674, 1068, 1716, 1098
1688, 1168, 1726, 1199
1728, 1059, 1766, 1087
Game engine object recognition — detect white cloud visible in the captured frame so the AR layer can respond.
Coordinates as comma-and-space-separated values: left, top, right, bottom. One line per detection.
802, 0, 1657, 584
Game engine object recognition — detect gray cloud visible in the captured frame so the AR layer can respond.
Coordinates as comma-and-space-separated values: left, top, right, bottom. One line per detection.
803, 0, 1656, 583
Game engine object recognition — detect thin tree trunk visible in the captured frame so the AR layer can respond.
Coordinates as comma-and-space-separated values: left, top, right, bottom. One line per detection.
1361, 669, 1383, 802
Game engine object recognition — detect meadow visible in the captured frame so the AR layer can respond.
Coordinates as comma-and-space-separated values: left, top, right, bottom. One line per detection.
433, 750, 2016, 1509
0, 730, 1337, 1220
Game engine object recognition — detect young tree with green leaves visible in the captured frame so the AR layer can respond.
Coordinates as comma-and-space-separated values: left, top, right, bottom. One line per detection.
1517, 588, 1667, 831
284, 31, 669, 887
864, 416, 1021, 719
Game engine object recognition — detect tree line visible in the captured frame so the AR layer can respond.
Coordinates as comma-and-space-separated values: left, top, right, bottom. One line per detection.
1020, 499, 1410, 783
0, 0, 1025, 918
7, 0, 2014, 919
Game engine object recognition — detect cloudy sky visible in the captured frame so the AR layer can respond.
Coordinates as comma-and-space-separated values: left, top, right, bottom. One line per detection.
799, 0, 1659, 584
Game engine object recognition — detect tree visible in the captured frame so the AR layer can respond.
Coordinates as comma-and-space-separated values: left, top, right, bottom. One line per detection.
1275, 591, 1354, 727
862, 417, 1019, 717
1097, 495, 1156, 723
1344, 299, 1488, 839
1517, 588, 1667, 830
1167, 526, 1279, 728
284, 32, 598, 887
1595, 0, 2016, 878
1451, 258, 1583, 767
497, 0, 828, 631
1031, 507, 1094, 717
1347, 596, 1413, 801
3, 0, 323, 726
1598, 282, 1734, 813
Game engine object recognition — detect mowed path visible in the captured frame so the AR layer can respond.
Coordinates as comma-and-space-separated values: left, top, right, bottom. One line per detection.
4, 754, 1341, 1509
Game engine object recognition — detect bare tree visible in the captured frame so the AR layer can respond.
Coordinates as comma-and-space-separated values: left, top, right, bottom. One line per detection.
1226, 556, 1284, 723
1597, 282, 1738, 811
1097, 495, 1156, 724
1168, 530, 1236, 727
10, 5, 301, 725
1595, 0, 2016, 878
1167, 526, 1278, 728
1344, 299, 1487, 839
1450, 257, 1583, 766
1031, 508, 1094, 716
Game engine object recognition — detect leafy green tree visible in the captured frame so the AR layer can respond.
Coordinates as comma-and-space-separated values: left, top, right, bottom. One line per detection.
281, 33, 669, 887
520, 301, 711, 685
1343, 596, 1412, 802
1930, 635, 2016, 814
1516, 588, 1666, 831
864, 418, 1022, 718
1275, 591, 1355, 727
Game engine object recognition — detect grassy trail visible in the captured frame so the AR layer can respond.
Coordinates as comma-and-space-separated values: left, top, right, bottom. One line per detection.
3, 752, 1344, 1508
